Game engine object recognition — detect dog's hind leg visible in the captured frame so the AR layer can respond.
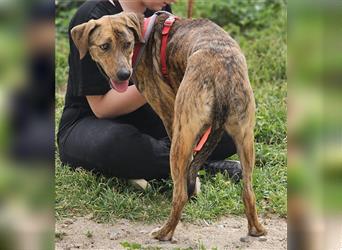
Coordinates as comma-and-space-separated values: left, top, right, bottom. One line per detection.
150, 74, 215, 241
225, 119, 267, 237
150, 116, 199, 241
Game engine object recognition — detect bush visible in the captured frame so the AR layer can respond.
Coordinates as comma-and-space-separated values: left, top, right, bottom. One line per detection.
181, 0, 286, 34
55, 0, 84, 13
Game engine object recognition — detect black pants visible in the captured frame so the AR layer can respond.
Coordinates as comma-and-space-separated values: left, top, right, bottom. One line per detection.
58, 104, 236, 180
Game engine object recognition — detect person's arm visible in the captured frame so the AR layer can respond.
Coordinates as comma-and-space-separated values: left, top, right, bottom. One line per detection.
86, 85, 146, 119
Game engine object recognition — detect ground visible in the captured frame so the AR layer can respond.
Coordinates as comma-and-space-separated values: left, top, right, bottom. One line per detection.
56, 215, 287, 250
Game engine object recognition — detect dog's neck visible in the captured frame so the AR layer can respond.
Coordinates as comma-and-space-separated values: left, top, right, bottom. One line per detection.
133, 15, 189, 94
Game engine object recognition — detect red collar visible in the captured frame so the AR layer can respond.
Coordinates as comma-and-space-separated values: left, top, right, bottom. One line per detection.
132, 13, 178, 83
160, 15, 178, 82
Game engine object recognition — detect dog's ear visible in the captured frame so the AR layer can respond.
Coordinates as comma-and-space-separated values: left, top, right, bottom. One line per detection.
123, 12, 145, 43
71, 19, 97, 60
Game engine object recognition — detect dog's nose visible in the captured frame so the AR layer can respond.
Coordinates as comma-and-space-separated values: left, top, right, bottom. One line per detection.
117, 69, 131, 81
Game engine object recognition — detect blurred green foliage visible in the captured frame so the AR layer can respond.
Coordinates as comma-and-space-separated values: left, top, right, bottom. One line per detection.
56, 0, 286, 87
174, 0, 285, 33
55, 0, 83, 14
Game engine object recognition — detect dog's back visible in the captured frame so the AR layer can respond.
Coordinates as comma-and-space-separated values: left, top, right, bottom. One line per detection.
172, 18, 241, 56
166, 17, 253, 116
166, 17, 254, 126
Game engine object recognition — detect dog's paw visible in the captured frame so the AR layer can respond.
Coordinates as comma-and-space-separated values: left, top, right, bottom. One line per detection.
240, 235, 267, 243
149, 227, 161, 238
150, 227, 173, 241
249, 225, 267, 237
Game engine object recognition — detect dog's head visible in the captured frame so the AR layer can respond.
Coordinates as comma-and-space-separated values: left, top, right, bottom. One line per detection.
71, 12, 144, 92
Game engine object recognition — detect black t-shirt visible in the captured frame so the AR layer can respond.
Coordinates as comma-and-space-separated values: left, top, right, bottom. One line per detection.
58, 0, 171, 135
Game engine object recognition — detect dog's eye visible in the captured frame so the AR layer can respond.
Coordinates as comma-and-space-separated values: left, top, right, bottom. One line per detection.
123, 41, 133, 50
99, 43, 110, 51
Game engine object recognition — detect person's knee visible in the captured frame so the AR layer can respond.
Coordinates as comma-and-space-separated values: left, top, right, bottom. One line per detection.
98, 123, 140, 153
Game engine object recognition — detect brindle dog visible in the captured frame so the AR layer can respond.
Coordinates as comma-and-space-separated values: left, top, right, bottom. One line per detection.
71, 12, 267, 241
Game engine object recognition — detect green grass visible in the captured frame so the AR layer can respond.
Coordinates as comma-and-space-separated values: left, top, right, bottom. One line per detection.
55, 1, 287, 224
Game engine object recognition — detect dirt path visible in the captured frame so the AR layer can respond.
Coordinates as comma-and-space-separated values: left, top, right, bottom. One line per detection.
56, 216, 287, 249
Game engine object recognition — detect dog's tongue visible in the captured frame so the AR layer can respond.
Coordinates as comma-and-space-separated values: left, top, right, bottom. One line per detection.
110, 79, 129, 93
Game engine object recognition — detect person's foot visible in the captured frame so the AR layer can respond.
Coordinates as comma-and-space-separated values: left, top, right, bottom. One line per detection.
194, 177, 201, 195
203, 160, 242, 183
128, 179, 151, 190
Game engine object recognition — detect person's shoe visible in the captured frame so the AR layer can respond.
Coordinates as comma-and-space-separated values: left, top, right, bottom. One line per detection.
203, 160, 242, 183
128, 179, 151, 191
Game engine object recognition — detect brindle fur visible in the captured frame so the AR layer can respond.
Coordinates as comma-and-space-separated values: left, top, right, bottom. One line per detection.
71, 12, 267, 241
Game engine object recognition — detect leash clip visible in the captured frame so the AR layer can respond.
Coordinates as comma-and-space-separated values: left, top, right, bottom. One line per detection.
162, 17, 176, 35
164, 17, 176, 26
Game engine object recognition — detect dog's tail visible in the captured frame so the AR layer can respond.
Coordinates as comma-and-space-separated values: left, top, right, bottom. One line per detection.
187, 124, 225, 198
